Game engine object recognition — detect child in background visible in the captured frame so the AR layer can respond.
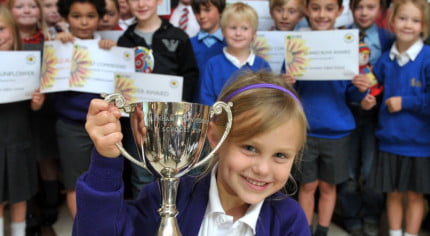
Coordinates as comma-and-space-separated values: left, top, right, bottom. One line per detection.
169, 0, 200, 37
73, 71, 311, 235
337, 0, 395, 234
198, 2, 271, 106
42, 0, 67, 39
0, 5, 45, 236
364, 0, 430, 235
117, 0, 199, 197
190, 0, 226, 76
8, 0, 48, 50
269, 0, 304, 31
118, 0, 135, 30
284, 0, 370, 235
98, 0, 121, 31
54, 0, 116, 218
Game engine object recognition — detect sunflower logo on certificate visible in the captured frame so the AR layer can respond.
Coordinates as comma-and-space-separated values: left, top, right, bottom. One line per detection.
251, 36, 271, 61
70, 44, 92, 87
285, 36, 309, 77
115, 74, 138, 104
40, 46, 58, 89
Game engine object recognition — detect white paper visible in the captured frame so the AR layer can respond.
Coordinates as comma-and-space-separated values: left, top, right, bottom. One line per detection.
253, 31, 290, 74
0, 51, 41, 104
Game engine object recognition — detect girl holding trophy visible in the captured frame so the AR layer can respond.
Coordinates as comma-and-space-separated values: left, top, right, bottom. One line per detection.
73, 71, 310, 235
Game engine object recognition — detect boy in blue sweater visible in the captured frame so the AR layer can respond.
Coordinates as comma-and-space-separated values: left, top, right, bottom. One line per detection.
197, 2, 271, 106
190, 0, 226, 77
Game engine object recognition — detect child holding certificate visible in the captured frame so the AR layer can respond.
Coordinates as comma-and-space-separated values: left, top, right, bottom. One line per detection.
337, 0, 395, 234
53, 0, 117, 218
73, 71, 311, 236
116, 0, 199, 196
281, 0, 370, 235
364, 0, 430, 235
0, 5, 45, 236
197, 2, 271, 106
190, 0, 226, 78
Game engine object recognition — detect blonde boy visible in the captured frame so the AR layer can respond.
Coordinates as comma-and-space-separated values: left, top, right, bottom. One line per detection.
269, 0, 304, 31
197, 2, 271, 106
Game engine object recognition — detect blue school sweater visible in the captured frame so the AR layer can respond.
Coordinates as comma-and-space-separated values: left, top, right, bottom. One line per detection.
294, 81, 365, 139
55, 92, 99, 123
198, 53, 271, 106
373, 45, 430, 157
190, 33, 226, 72
73, 150, 311, 236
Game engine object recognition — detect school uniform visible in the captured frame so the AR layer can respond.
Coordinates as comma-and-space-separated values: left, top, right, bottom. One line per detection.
169, 2, 200, 37
73, 150, 311, 236
190, 29, 226, 73
198, 49, 271, 106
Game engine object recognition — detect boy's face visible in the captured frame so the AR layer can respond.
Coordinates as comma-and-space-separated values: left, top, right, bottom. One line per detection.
222, 19, 255, 52
270, 0, 303, 31
67, 2, 99, 39
43, 0, 61, 26
128, 0, 161, 22
352, 0, 380, 30
305, 0, 343, 30
98, 0, 120, 30
11, 0, 41, 28
195, 2, 220, 34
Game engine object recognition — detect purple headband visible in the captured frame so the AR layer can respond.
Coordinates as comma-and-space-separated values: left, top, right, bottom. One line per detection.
223, 83, 302, 107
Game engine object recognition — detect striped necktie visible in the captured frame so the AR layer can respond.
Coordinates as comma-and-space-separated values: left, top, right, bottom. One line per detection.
179, 7, 189, 31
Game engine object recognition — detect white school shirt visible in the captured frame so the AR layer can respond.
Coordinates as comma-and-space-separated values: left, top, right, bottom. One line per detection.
198, 164, 264, 236
169, 3, 200, 37
223, 47, 256, 69
119, 17, 136, 31
389, 39, 423, 66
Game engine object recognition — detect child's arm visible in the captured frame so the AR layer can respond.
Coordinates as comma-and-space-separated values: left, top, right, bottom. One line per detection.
385, 96, 402, 113
31, 89, 45, 111
85, 99, 122, 158
98, 39, 117, 50
55, 32, 75, 43
352, 74, 370, 92
361, 94, 377, 110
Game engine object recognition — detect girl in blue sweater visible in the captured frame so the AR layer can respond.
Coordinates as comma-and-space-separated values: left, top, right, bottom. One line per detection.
74, 71, 311, 235
363, 0, 430, 235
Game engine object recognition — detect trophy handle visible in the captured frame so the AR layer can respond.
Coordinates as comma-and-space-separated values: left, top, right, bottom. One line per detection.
177, 101, 233, 177
101, 93, 152, 173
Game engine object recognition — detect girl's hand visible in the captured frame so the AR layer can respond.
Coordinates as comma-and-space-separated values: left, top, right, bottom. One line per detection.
98, 39, 116, 50
282, 73, 296, 84
56, 32, 74, 43
352, 74, 370, 92
361, 94, 376, 110
31, 89, 45, 111
85, 99, 123, 158
385, 96, 402, 113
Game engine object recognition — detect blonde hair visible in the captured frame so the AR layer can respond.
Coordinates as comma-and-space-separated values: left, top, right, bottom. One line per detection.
0, 5, 22, 50
8, 0, 50, 40
220, 2, 258, 31
209, 70, 307, 165
389, 0, 430, 39
270, 0, 304, 11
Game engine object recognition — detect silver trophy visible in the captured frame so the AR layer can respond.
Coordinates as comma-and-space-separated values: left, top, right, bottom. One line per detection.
103, 93, 233, 236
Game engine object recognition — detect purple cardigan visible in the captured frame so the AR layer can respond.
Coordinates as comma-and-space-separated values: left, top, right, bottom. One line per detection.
73, 150, 311, 236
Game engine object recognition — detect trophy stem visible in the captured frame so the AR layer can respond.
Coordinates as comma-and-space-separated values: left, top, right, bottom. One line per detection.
157, 177, 181, 236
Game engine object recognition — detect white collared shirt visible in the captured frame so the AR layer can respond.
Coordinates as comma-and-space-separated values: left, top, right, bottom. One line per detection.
389, 39, 424, 66
198, 164, 263, 236
169, 3, 200, 37
223, 48, 256, 69
119, 17, 136, 31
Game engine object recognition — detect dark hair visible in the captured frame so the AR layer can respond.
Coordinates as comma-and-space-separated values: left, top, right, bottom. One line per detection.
57, 0, 106, 18
306, 0, 342, 7
109, 0, 120, 12
349, 0, 387, 11
191, 0, 225, 15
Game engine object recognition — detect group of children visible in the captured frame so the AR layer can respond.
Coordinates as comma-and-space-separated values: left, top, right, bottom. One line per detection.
0, 0, 429, 234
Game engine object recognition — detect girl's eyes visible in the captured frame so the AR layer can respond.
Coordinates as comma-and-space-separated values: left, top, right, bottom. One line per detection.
243, 145, 256, 152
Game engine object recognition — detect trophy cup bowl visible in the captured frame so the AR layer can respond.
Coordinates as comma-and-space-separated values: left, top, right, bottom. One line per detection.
102, 93, 233, 236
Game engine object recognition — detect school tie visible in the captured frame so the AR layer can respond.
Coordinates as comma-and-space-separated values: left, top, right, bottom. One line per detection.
359, 30, 367, 42
179, 7, 189, 31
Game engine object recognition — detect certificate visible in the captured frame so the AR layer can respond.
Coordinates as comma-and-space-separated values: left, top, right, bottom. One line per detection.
284, 29, 359, 80
114, 72, 183, 104
227, 0, 273, 31
97, 30, 124, 41
0, 51, 41, 104
253, 31, 290, 74
41, 40, 135, 93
